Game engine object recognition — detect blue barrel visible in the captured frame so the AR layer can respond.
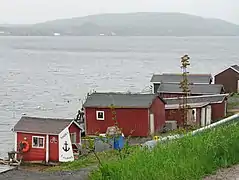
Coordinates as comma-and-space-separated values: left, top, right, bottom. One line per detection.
113, 135, 124, 150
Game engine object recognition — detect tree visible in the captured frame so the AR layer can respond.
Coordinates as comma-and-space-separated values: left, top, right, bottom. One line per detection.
179, 54, 191, 128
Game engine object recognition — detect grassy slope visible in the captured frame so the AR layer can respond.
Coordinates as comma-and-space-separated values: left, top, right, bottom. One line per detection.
90, 121, 239, 180
47, 151, 119, 172
228, 94, 239, 110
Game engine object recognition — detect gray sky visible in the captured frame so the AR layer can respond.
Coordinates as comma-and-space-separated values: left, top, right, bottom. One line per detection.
0, 0, 238, 24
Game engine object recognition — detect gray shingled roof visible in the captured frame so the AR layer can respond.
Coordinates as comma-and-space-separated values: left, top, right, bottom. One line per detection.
13, 116, 75, 134
83, 92, 165, 108
150, 73, 212, 83
164, 94, 228, 105
231, 65, 239, 73
157, 83, 224, 95
166, 102, 210, 109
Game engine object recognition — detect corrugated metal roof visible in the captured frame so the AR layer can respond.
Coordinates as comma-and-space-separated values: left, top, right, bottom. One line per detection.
157, 83, 224, 95
13, 116, 74, 134
164, 94, 228, 105
83, 92, 164, 108
150, 73, 212, 83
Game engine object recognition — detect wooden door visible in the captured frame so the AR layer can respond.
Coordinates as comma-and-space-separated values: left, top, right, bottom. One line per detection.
206, 105, 212, 126
49, 135, 59, 162
187, 109, 197, 126
200, 108, 206, 127
149, 114, 154, 135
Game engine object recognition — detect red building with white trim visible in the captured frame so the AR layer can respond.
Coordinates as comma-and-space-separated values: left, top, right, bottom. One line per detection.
215, 65, 239, 93
13, 117, 82, 163
83, 92, 166, 137
164, 94, 228, 127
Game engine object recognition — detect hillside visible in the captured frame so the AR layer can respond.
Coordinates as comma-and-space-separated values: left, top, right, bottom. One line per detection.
1, 12, 239, 36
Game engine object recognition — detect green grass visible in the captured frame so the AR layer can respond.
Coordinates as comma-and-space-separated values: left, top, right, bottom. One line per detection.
90, 120, 239, 180
228, 94, 239, 109
46, 151, 119, 172
46, 145, 138, 172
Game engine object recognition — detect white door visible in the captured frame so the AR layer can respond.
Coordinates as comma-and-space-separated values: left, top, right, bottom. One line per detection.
150, 114, 155, 135
201, 108, 206, 127
206, 105, 212, 125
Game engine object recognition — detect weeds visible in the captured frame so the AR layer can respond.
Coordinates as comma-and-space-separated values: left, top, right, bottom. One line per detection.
90, 121, 239, 180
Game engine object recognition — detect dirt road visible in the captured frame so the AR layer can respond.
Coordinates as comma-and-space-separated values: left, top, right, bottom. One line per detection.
204, 165, 239, 180
0, 166, 93, 180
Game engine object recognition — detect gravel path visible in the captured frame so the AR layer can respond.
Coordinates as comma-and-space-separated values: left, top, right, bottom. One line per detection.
204, 165, 239, 180
2, 164, 239, 180
0, 166, 95, 180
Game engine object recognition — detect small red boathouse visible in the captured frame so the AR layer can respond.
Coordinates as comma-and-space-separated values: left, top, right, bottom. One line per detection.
12, 116, 82, 163
83, 92, 166, 137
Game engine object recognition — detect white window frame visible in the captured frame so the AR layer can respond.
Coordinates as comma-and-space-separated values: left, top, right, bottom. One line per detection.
70, 132, 77, 144
32, 136, 45, 149
96, 111, 105, 120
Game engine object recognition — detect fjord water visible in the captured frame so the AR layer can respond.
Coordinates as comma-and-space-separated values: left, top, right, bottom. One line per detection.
0, 36, 238, 157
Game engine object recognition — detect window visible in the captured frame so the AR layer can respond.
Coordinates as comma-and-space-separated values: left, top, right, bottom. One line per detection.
70, 133, 77, 144
192, 109, 197, 122
96, 111, 104, 120
32, 136, 44, 148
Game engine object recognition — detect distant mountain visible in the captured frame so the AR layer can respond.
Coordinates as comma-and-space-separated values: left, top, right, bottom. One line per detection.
1, 12, 239, 36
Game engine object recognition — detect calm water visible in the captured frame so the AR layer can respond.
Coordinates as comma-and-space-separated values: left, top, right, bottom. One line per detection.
0, 36, 238, 157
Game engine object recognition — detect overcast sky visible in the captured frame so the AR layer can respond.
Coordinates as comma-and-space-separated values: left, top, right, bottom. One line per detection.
0, 0, 238, 24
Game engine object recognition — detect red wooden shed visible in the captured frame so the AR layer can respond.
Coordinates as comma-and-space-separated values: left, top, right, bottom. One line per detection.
214, 65, 239, 93
165, 102, 211, 127
12, 116, 82, 163
83, 92, 166, 137
164, 94, 229, 126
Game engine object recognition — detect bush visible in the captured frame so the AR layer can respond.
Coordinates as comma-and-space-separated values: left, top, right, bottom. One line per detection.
90, 122, 239, 180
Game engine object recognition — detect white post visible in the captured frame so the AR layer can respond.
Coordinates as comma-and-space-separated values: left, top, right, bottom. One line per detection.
14, 132, 17, 159
46, 135, 49, 163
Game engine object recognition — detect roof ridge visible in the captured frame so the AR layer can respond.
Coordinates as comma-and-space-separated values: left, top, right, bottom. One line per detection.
91, 92, 155, 95
154, 73, 212, 76
22, 116, 73, 121
160, 83, 222, 86
164, 93, 229, 100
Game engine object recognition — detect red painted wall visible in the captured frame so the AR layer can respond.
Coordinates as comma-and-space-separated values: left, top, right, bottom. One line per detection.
165, 108, 201, 127
215, 68, 239, 93
211, 101, 226, 122
165, 109, 183, 126
17, 132, 46, 162
69, 123, 81, 153
85, 98, 166, 137
85, 108, 149, 136
69, 123, 81, 144
150, 97, 166, 132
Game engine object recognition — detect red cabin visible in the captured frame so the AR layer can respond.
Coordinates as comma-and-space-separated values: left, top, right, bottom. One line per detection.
215, 65, 239, 93
164, 94, 228, 126
83, 92, 166, 137
13, 116, 82, 163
